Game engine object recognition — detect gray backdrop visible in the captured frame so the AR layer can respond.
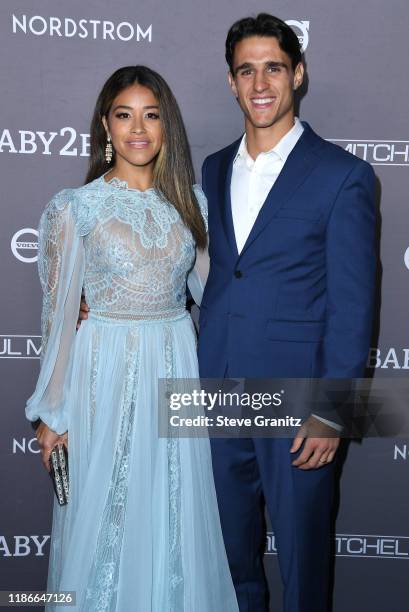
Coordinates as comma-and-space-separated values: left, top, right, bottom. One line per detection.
1, 1, 408, 611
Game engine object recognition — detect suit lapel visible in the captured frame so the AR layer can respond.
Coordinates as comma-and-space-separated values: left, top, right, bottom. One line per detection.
238, 123, 324, 259
218, 138, 241, 257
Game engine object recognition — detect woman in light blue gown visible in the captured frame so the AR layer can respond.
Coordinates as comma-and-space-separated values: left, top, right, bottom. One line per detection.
25, 65, 239, 612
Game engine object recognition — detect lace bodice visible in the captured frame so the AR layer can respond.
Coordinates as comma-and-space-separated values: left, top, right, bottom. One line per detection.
42, 175, 208, 322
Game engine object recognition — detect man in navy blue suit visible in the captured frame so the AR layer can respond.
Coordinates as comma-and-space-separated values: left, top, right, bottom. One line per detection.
198, 14, 375, 612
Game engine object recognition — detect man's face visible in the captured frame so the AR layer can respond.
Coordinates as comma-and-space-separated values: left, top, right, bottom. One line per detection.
228, 35, 303, 130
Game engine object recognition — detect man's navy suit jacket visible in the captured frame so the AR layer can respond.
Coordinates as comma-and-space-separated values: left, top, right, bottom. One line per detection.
198, 122, 376, 399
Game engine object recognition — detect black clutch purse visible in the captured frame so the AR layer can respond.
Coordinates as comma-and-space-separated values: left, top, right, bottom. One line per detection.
49, 443, 69, 505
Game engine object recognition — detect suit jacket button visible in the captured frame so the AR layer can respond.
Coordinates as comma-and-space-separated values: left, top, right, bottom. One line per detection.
234, 270, 243, 278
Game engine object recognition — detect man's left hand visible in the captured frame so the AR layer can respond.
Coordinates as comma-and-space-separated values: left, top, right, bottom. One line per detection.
290, 416, 340, 469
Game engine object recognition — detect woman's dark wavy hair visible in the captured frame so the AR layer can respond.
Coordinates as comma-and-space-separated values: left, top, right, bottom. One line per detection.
85, 65, 206, 249
225, 13, 302, 74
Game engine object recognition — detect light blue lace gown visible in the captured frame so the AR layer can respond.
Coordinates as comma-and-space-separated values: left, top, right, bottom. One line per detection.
25, 174, 239, 612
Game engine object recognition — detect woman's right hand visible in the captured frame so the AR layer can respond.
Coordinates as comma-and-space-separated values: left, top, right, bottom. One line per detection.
36, 421, 67, 472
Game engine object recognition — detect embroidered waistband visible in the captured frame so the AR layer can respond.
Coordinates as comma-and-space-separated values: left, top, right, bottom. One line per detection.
88, 309, 189, 324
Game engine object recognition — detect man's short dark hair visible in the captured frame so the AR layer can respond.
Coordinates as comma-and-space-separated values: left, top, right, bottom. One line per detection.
225, 13, 302, 74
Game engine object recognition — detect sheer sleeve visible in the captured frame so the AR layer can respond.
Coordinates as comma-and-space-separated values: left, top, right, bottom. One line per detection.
187, 184, 209, 306
25, 191, 85, 435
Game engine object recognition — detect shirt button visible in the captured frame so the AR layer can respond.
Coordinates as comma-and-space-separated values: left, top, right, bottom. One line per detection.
234, 270, 243, 279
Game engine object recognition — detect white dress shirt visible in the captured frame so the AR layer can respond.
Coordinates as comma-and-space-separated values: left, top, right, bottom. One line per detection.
230, 118, 342, 433
231, 117, 304, 254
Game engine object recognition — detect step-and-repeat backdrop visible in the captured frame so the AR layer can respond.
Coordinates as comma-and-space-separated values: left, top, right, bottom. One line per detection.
1, 1, 408, 610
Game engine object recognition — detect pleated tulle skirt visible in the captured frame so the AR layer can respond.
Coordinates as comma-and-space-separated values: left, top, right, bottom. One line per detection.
45, 310, 239, 612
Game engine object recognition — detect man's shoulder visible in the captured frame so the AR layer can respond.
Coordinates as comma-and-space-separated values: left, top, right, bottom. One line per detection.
202, 137, 242, 171
306, 123, 373, 177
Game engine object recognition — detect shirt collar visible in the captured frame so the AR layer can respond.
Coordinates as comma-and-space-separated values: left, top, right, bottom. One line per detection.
234, 117, 304, 165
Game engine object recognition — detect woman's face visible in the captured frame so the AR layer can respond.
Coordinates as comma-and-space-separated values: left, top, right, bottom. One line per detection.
102, 83, 163, 171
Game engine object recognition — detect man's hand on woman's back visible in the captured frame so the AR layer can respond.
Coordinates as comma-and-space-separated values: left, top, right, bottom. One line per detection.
77, 294, 89, 330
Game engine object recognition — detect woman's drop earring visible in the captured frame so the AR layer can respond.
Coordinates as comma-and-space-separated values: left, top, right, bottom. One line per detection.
105, 135, 113, 163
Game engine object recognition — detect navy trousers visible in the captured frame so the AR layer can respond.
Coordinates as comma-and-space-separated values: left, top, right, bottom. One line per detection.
210, 435, 335, 612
